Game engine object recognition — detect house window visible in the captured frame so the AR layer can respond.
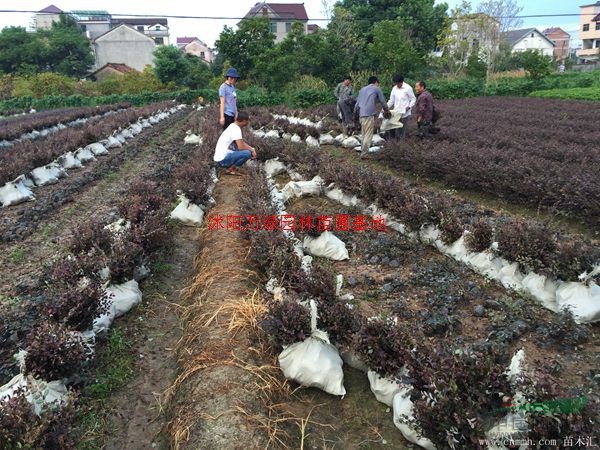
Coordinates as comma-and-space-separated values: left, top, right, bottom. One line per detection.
595, 40, 600, 48
583, 24, 590, 31
200, 51, 205, 59
155, 25, 161, 31
269, 22, 277, 33
137, 26, 144, 32
80, 24, 87, 32
531, 33, 534, 38
285, 22, 292, 33
154, 37, 164, 45
596, 22, 600, 31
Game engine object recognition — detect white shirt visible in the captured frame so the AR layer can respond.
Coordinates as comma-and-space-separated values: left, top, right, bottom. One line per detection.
213, 123, 242, 162
387, 83, 416, 118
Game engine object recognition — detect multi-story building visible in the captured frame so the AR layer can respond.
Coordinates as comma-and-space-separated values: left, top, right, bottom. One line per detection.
176, 37, 214, 63
577, 1, 600, 61
34, 4, 63, 30
70, 9, 111, 40
112, 18, 170, 46
92, 24, 156, 72
240, 2, 310, 43
543, 27, 571, 61
33, 5, 169, 45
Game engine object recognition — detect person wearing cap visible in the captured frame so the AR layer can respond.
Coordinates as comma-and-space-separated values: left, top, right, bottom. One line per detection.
354, 76, 390, 158
213, 111, 257, 176
387, 74, 416, 139
219, 68, 240, 130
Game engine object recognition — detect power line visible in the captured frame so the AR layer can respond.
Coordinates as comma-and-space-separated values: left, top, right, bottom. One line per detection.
0, 9, 598, 22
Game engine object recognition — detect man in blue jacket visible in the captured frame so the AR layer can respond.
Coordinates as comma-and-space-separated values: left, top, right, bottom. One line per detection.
354, 76, 390, 158
219, 68, 240, 130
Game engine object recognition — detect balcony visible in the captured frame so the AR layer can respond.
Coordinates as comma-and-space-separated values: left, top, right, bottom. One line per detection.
577, 47, 600, 58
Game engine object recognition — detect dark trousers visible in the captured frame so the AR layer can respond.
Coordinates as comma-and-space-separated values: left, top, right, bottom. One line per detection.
388, 117, 409, 139
418, 121, 434, 138
223, 113, 235, 130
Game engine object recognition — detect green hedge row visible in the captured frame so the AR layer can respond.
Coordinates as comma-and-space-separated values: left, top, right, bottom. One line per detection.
2, 70, 598, 114
529, 86, 600, 101
0, 87, 336, 114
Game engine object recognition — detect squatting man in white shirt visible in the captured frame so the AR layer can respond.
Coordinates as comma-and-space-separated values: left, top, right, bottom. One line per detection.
387, 74, 416, 139
213, 111, 257, 176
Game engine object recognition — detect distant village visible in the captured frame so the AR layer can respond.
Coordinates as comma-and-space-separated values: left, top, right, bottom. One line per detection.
31, 1, 600, 80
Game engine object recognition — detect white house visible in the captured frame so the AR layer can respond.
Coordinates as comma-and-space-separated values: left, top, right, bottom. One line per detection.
502, 28, 555, 57
240, 2, 310, 43
92, 24, 156, 72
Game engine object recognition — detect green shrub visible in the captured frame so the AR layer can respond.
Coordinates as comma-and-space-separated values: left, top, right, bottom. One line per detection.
529, 87, 600, 101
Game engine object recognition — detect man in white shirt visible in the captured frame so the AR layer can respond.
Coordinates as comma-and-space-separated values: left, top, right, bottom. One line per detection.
213, 111, 257, 176
387, 74, 416, 138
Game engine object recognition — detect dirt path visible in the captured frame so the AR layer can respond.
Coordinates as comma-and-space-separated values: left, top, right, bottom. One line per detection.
167, 174, 271, 450
98, 226, 200, 450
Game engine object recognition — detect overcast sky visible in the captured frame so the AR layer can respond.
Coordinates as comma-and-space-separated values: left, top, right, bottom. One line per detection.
0, 0, 583, 48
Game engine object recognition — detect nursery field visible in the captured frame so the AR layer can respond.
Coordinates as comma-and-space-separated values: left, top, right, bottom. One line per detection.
0, 98, 598, 449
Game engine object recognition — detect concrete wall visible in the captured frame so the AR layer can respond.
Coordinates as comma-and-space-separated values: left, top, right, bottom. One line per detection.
183, 41, 214, 63
93, 26, 156, 71
35, 13, 60, 30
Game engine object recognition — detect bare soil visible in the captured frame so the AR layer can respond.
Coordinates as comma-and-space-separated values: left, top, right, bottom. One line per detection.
98, 226, 200, 450
167, 174, 271, 450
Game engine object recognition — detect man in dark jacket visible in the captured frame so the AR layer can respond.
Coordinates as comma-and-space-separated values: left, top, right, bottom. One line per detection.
415, 81, 437, 139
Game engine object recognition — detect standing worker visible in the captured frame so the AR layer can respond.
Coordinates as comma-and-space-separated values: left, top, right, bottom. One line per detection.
415, 81, 437, 139
334, 76, 355, 131
387, 74, 416, 138
219, 68, 240, 130
354, 76, 390, 158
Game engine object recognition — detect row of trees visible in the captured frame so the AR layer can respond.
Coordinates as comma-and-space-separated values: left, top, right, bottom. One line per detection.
0, 15, 93, 77
0, 0, 558, 94
212, 0, 557, 90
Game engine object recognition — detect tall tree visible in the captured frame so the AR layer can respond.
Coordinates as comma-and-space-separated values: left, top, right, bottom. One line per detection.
0, 15, 93, 77
214, 17, 275, 80
368, 20, 420, 75
41, 14, 94, 77
332, 0, 449, 71
476, 0, 523, 33
153, 45, 188, 84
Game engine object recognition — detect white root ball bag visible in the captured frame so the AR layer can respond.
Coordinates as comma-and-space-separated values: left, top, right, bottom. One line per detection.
556, 281, 600, 324
74, 147, 97, 163
319, 133, 335, 145
170, 195, 205, 226
105, 135, 122, 148
278, 335, 346, 396
281, 176, 324, 201
30, 163, 67, 186
184, 132, 202, 145
306, 136, 320, 148
56, 151, 83, 169
342, 136, 361, 148
85, 142, 109, 156
107, 279, 142, 318
520, 272, 559, 312
303, 231, 349, 261
367, 370, 403, 407
0, 179, 35, 207
264, 158, 287, 178
392, 391, 437, 450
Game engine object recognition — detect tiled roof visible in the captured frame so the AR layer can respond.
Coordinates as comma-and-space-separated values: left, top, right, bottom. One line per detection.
244, 2, 308, 20
38, 4, 62, 13
91, 63, 136, 76
177, 37, 197, 44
